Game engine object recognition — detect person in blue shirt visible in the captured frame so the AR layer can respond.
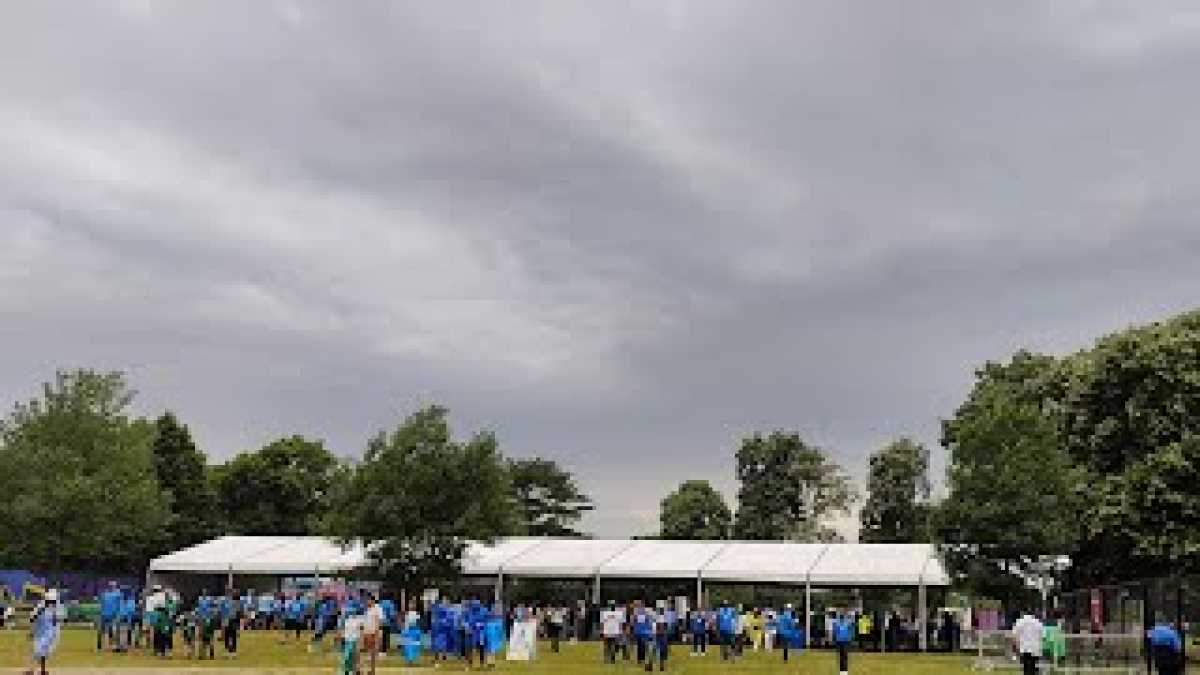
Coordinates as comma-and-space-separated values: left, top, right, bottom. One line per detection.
632, 601, 654, 664
1148, 620, 1183, 675
401, 609, 425, 666
219, 590, 242, 657
97, 581, 122, 652
283, 595, 304, 641
717, 602, 739, 661
118, 590, 137, 652
196, 590, 217, 660
689, 608, 708, 655
379, 597, 397, 655
833, 611, 856, 675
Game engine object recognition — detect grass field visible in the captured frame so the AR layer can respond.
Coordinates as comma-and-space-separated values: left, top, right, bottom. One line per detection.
0, 628, 975, 673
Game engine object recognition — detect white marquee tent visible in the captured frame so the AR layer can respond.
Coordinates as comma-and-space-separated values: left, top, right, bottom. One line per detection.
149, 536, 949, 648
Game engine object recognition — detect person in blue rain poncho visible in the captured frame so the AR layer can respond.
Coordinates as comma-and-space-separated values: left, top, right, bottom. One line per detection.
26, 589, 60, 675
778, 604, 801, 662
485, 604, 506, 666
400, 609, 424, 666
465, 599, 489, 667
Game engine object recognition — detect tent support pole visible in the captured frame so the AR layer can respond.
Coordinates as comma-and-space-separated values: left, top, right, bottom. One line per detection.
805, 583, 812, 646
495, 572, 504, 607
593, 573, 601, 605
696, 575, 703, 611
918, 582, 928, 652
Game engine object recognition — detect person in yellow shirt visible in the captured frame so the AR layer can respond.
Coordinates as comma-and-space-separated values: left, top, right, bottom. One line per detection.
857, 611, 874, 650
747, 609, 765, 651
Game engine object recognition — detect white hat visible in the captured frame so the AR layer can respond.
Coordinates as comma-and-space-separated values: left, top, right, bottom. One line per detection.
44, 589, 58, 602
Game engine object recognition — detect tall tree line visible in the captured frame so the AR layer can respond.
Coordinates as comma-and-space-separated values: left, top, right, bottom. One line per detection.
0, 370, 593, 576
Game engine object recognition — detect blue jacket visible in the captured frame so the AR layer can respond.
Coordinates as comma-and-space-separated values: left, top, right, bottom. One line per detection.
690, 613, 707, 634
633, 609, 654, 638
1148, 624, 1182, 652
833, 616, 855, 644
778, 611, 797, 639
100, 590, 122, 620
717, 607, 737, 635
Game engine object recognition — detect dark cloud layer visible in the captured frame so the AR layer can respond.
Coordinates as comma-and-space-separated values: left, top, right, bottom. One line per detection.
4, 1, 1200, 536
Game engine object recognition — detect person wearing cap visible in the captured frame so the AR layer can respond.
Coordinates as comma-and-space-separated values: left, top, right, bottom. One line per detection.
26, 589, 60, 675
778, 604, 798, 662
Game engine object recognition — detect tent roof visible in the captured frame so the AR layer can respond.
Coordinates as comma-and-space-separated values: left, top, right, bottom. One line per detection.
701, 542, 827, 585
497, 539, 635, 578
150, 537, 949, 587
149, 536, 365, 575
809, 543, 948, 586
600, 541, 729, 579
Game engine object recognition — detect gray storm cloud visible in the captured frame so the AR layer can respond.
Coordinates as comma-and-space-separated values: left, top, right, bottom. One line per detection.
3, 1, 1200, 536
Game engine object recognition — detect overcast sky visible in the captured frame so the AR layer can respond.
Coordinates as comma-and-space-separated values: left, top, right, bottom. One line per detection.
4, 2, 1200, 538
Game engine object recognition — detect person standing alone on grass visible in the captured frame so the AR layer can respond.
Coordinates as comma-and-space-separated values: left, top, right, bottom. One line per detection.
25, 589, 60, 675
1011, 609, 1043, 675
833, 610, 856, 675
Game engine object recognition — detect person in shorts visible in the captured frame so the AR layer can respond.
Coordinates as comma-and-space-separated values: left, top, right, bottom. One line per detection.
362, 594, 385, 675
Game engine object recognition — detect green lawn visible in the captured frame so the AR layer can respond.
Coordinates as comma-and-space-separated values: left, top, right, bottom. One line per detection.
0, 628, 975, 673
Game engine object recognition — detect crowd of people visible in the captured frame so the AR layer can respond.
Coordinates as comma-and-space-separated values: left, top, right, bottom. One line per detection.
13, 578, 945, 675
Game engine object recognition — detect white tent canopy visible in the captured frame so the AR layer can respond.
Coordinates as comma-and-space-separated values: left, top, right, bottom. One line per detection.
149, 536, 368, 576
151, 536, 948, 587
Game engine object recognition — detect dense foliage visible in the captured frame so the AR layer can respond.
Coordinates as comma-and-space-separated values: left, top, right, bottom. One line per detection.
508, 457, 594, 536
938, 310, 1200, 588
859, 438, 931, 544
732, 431, 855, 542
324, 406, 520, 593
659, 479, 732, 540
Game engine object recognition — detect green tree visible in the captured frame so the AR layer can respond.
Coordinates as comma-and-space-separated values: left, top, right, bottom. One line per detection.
151, 412, 220, 550
732, 431, 855, 541
660, 480, 732, 540
1061, 311, 1200, 580
0, 369, 170, 573
507, 457, 593, 536
937, 354, 1081, 596
214, 435, 341, 535
860, 438, 931, 543
328, 406, 518, 594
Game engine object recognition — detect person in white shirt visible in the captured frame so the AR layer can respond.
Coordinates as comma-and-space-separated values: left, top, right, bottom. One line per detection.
600, 601, 624, 664
1011, 611, 1044, 675
361, 595, 385, 675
